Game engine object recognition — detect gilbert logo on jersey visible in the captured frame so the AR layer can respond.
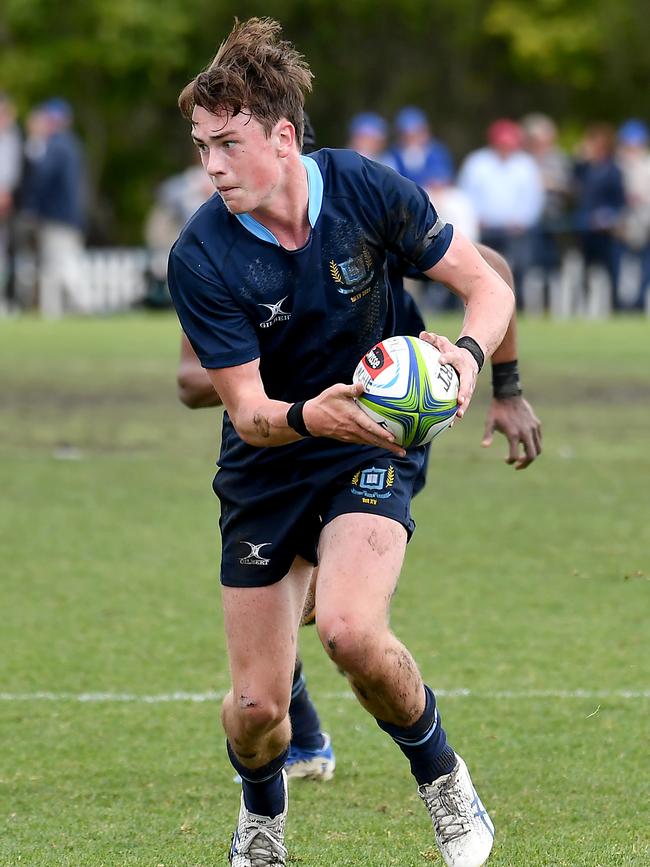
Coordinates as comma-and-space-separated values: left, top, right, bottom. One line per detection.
258, 296, 291, 328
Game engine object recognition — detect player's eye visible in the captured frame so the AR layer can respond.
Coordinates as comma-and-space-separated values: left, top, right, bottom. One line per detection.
223, 140, 237, 149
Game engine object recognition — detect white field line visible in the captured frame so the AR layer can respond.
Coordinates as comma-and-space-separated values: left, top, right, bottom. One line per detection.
0, 688, 648, 703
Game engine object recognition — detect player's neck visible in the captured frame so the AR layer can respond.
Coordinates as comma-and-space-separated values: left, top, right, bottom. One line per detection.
249, 154, 310, 251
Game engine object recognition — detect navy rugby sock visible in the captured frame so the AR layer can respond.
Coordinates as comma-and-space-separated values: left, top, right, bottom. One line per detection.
376, 684, 457, 785
227, 742, 288, 818
289, 660, 324, 752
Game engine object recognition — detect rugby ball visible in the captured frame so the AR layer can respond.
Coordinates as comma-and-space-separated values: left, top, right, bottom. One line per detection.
353, 335, 459, 447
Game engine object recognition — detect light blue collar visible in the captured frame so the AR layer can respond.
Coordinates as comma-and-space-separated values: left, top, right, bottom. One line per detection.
234, 155, 323, 247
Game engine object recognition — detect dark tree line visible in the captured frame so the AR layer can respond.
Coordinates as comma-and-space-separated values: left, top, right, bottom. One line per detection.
2, 0, 648, 242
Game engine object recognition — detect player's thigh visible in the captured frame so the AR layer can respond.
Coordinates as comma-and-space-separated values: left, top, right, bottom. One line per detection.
315, 451, 422, 629
222, 554, 314, 708
315, 512, 407, 631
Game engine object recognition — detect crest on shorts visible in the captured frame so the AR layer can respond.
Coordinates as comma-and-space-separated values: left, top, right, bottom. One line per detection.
351, 465, 395, 504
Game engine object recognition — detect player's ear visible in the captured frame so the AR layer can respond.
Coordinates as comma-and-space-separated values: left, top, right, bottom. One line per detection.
275, 119, 296, 157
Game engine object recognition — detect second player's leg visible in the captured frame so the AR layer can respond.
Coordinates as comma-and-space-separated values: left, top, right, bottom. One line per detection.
314, 512, 425, 725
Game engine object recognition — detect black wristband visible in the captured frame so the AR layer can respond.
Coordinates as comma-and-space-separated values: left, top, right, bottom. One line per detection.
455, 336, 485, 373
286, 400, 312, 438
491, 359, 523, 398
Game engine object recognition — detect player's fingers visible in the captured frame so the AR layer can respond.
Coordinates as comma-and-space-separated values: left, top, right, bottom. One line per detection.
420, 331, 453, 353
359, 427, 405, 455
505, 436, 519, 465
353, 412, 396, 444
515, 433, 538, 470
383, 441, 407, 457
533, 426, 543, 453
455, 395, 472, 420
522, 431, 538, 460
455, 375, 475, 417
347, 381, 365, 398
352, 416, 406, 456
481, 419, 495, 447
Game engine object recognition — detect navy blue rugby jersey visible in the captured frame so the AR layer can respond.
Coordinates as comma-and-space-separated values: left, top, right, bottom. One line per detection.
168, 148, 452, 471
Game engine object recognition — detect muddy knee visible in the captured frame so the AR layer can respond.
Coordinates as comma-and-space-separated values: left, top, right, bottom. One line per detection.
317, 615, 379, 674
229, 693, 287, 739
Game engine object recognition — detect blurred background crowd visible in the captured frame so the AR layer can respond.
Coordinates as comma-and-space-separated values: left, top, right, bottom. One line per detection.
1, 0, 649, 318
2, 90, 650, 319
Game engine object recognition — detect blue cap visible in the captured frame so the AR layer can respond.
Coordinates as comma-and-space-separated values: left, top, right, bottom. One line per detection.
618, 119, 649, 146
39, 98, 73, 121
349, 112, 387, 137
395, 106, 428, 133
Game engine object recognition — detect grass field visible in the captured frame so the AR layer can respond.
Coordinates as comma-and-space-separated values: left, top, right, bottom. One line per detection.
1, 313, 648, 867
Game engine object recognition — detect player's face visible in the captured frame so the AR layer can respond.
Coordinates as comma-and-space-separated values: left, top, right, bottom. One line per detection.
191, 106, 284, 215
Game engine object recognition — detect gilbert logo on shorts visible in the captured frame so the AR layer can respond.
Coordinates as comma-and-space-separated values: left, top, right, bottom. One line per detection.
239, 541, 272, 566
362, 342, 394, 380
258, 296, 291, 328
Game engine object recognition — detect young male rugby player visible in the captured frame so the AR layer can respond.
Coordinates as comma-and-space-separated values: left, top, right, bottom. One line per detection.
168, 17, 539, 867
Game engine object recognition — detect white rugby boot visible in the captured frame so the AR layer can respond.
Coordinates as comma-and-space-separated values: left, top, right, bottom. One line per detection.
228, 772, 288, 866
418, 754, 494, 867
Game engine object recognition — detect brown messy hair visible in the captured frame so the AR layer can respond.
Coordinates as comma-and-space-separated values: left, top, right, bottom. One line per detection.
178, 17, 313, 149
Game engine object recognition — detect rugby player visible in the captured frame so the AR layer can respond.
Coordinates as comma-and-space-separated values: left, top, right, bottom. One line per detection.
168, 17, 539, 867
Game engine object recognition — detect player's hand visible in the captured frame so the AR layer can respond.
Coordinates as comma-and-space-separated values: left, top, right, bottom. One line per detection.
419, 331, 478, 419
303, 382, 406, 457
481, 395, 542, 470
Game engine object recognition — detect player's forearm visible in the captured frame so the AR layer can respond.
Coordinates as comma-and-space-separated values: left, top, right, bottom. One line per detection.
459, 275, 514, 361
490, 311, 518, 365
429, 233, 514, 361
474, 243, 518, 366
177, 334, 224, 408
230, 398, 303, 448
177, 367, 223, 409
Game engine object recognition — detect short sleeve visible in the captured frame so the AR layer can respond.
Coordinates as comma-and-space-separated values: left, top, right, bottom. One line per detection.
362, 158, 453, 272
168, 246, 260, 369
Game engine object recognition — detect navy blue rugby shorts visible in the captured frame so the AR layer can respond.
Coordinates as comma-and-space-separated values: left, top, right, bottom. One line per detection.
213, 448, 427, 588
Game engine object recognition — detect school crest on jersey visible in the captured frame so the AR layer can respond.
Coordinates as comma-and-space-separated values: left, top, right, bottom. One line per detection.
329, 246, 374, 295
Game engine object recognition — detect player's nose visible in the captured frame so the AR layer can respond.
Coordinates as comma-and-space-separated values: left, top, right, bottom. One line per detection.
205, 149, 226, 176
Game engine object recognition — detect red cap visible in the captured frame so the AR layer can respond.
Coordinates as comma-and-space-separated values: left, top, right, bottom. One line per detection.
488, 119, 523, 150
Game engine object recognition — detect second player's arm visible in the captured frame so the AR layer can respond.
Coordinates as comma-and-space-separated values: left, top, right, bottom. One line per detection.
177, 332, 223, 408
420, 231, 515, 417
474, 244, 542, 469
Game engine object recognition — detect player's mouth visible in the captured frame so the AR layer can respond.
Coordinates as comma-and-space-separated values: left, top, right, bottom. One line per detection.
218, 186, 238, 196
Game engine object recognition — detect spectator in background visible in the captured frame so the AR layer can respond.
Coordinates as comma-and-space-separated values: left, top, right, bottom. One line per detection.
389, 106, 453, 187
144, 159, 215, 306
617, 119, 650, 310
521, 113, 572, 285
0, 92, 22, 312
458, 119, 545, 306
20, 98, 87, 318
346, 112, 394, 166
418, 167, 479, 311
573, 123, 626, 309
424, 168, 479, 244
